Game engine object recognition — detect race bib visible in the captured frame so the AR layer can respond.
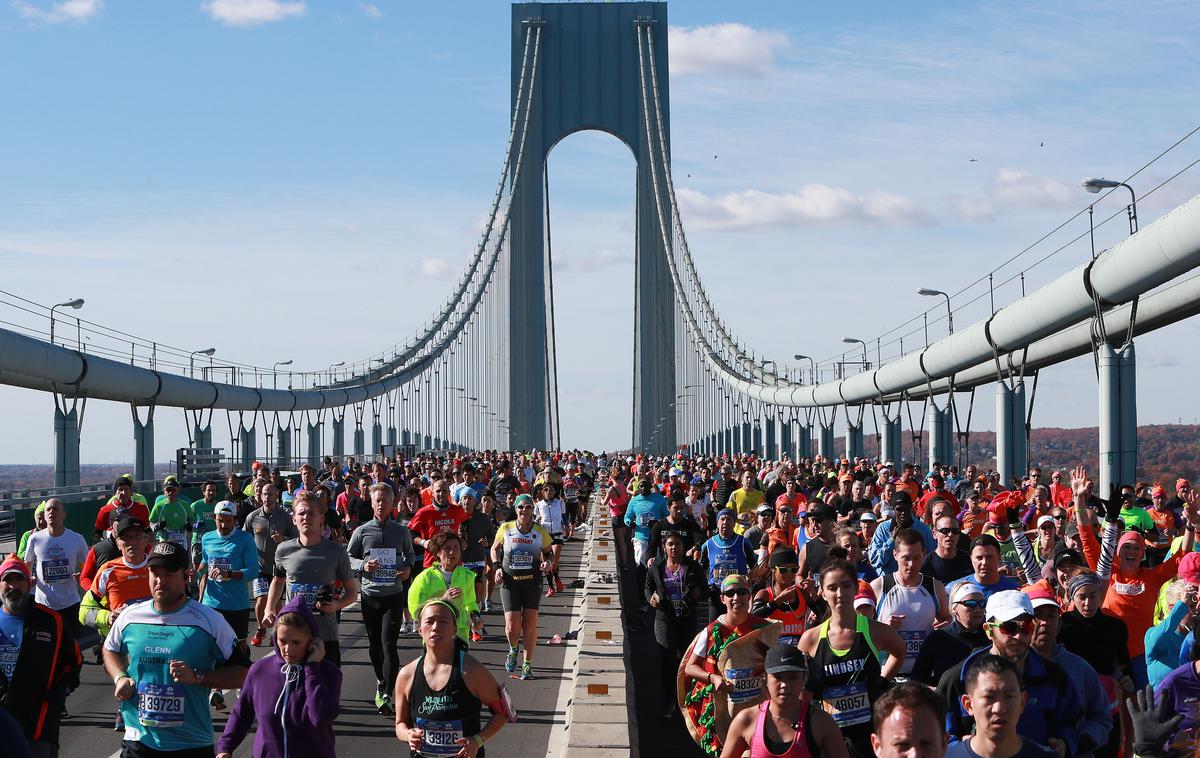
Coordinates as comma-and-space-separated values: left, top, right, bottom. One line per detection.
510, 552, 534, 571
0, 643, 17, 681
821, 682, 871, 726
899, 629, 927, 658
211, 557, 231, 575
370, 548, 397, 582
565, 487, 579, 500
253, 577, 271, 597
636, 512, 653, 528
725, 666, 764, 705
1113, 580, 1144, 596
290, 582, 321, 606
712, 566, 735, 583
42, 558, 71, 583
779, 635, 800, 647
137, 682, 185, 728
167, 530, 186, 547
415, 717, 464, 756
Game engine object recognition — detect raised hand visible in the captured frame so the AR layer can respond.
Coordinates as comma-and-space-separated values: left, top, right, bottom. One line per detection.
1071, 465, 1092, 499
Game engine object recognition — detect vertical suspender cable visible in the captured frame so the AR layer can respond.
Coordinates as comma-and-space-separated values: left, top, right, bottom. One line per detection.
544, 162, 562, 450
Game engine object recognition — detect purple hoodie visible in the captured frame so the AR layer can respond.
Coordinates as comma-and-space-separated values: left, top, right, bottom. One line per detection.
217, 596, 342, 758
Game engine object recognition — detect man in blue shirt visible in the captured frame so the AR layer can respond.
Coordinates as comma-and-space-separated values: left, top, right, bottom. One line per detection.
198, 501, 257, 710
868, 491, 936, 575
624, 477, 668, 567
945, 534, 1021, 601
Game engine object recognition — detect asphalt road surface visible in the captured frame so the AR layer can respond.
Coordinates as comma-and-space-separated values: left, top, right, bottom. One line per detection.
49, 535, 586, 758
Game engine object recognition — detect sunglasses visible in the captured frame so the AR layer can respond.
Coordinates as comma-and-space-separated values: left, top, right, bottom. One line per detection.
722, 588, 750, 598
988, 618, 1034, 635
775, 565, 799, 573
936, 527, 958, 536
955, 599, 985, 609
1052, 515, 1067, 521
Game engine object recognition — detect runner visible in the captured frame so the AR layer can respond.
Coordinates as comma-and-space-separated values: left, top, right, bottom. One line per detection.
103, 541, 250, 758
797, 557, 906, 758
458, 491, 494, 622
408, 479, 469, 569
945, 655, 1059, 758
197, 500, 258, 709
265, 492, 359, 667
0, 554, 82, 756
871, 528, 950, 674
681, 574, 773, 758
394, 599, 511, 757
870, 682, 949, 758
490, 495, 553, 681
188, 481, 220, 575
699, 509, 756, 619
407, 531, 482, 648
244, 483, 295, 647
750, 549, 808, 647
80, 517, 153, 640
645, 531, 705, 718
718, 644, 847, 758
347, 482, 415, 715
95, 476, 151, 541
560, 463, 582, 540
604, 471, 632, 567
22, 497, 88, 636
909, 581, 989, 687
148, 477, 193, 548
533, 482, 567, 597
216, 596, 341, 758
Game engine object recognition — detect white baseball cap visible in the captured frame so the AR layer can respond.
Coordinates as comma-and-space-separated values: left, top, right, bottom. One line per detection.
985, 590, 1034, 623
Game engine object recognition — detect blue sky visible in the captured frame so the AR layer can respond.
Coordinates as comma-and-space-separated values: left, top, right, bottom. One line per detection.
2, 0, 1200, 463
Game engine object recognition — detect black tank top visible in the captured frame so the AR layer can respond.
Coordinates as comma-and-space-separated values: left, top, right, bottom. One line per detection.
409, 650, 484, 757
807, 615, 887, 758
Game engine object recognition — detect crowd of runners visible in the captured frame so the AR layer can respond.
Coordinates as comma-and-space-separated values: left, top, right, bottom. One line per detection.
5, 449, 1200, 757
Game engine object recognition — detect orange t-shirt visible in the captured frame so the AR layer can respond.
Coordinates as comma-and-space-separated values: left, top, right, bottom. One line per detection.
895, 480, 920, 502
92, 556, 151, 610
1102, 552, 1181, 657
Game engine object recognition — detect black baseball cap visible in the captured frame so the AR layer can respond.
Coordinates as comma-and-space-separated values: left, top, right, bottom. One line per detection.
1051, 545, 1084, 569
112, 515, 147, 537
892, 491, 914, 509
809, 504, 836, 522
147, 541, 189, 572
764, 644, 809, 675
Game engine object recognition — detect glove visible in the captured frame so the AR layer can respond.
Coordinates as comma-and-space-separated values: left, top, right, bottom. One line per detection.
1104, 484, 1123, 524
1127, 684, 1183, 757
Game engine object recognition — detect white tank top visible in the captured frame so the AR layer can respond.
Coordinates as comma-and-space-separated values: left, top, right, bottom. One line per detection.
875, 573, 939, 673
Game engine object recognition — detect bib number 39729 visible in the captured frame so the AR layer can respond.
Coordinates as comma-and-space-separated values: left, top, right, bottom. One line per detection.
136, 682, 185, 728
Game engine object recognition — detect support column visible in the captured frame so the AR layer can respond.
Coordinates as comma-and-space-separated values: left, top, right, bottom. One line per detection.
193, 422, 212, 451
306, 423, 321, 467
795, 423, 812, 460
845, 408, 864, 461
779, 420, 790, 460
371, 422, 383, 457
53, 403, 81, 488
240, 425, 256, 472
275, 420, 291, 470
132, 406, 155, 484
332, 416, 345, 461
817, 423, 835, 460
765, 417, 777, 459
724, 426, 734, 456
752, 420, 763, 456
353, 428, 365, 458
741, 421, 752, 455
928, 403, 953, 471
1119, 343, 1138, 486
996, 381, 1027, 488
881, 416, 903, 466
387, 426, 398, 447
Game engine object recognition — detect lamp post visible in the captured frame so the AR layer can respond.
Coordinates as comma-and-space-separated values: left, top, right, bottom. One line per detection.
793, 354, 815, 384
189, 347, 216, 378
273, 360, 293, 390
917, 288, 954, 335
842, 338, 869, 373
327, 361, 345, 386
49, 298, 84, 346
1082, 177, 1138, 235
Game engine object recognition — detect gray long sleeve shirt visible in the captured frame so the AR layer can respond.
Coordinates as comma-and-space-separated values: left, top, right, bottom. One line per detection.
347, 518, 417, 597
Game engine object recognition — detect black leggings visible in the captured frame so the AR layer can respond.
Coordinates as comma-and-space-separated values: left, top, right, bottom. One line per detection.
653, 612, 697, 707
360, 592, 405, 689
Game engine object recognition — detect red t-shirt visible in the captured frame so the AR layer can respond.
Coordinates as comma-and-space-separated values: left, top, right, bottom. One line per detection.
408, 503, 469, 567
94, 500, 150, 534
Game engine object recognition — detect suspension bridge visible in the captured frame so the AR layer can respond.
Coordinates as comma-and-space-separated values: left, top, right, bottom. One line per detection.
4, 3, 1200, 755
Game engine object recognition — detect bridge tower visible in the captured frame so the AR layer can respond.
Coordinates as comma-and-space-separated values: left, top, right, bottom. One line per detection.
507, 2, 676, 453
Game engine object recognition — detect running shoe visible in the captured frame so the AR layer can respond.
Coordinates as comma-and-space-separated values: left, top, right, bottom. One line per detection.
399, 620, 412, 635
250, 629, 264, 647
520, 661, 534, 680
481, 598, 492, 613
375, 686, 393, 715
505, 647, 519, 673
209, 690, 226, 711
544, 586, 556, 598
555, 576, 565, 594
113, 710, 123, 732
470, 628, 483, 643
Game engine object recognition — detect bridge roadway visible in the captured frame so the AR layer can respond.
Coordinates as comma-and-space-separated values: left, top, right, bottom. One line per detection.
46, 536, 586, 758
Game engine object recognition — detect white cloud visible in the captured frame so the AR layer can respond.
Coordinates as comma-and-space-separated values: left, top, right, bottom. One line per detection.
990, 168, 1077, 210
13, 0, 102, 24
676, 184, 931, 231
415, 256, 458, 280
669, 23, 788, 77
359, 2, 380, 19
1142, 353, 1181, 369
202, 0, 304, 28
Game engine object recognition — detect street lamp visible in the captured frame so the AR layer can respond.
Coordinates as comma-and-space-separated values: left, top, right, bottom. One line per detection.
273, 359, 292, 390
49, 298, 84, 345
793, 354, 815, 384
1082, 177, 1138, 234
327, 361, 345, 385
842, 338, 869, 373
189, 347, 216, 377
917, 288, 954, 335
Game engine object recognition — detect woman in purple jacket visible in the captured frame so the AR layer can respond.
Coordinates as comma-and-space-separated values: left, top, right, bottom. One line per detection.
218, 595, 342, 758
